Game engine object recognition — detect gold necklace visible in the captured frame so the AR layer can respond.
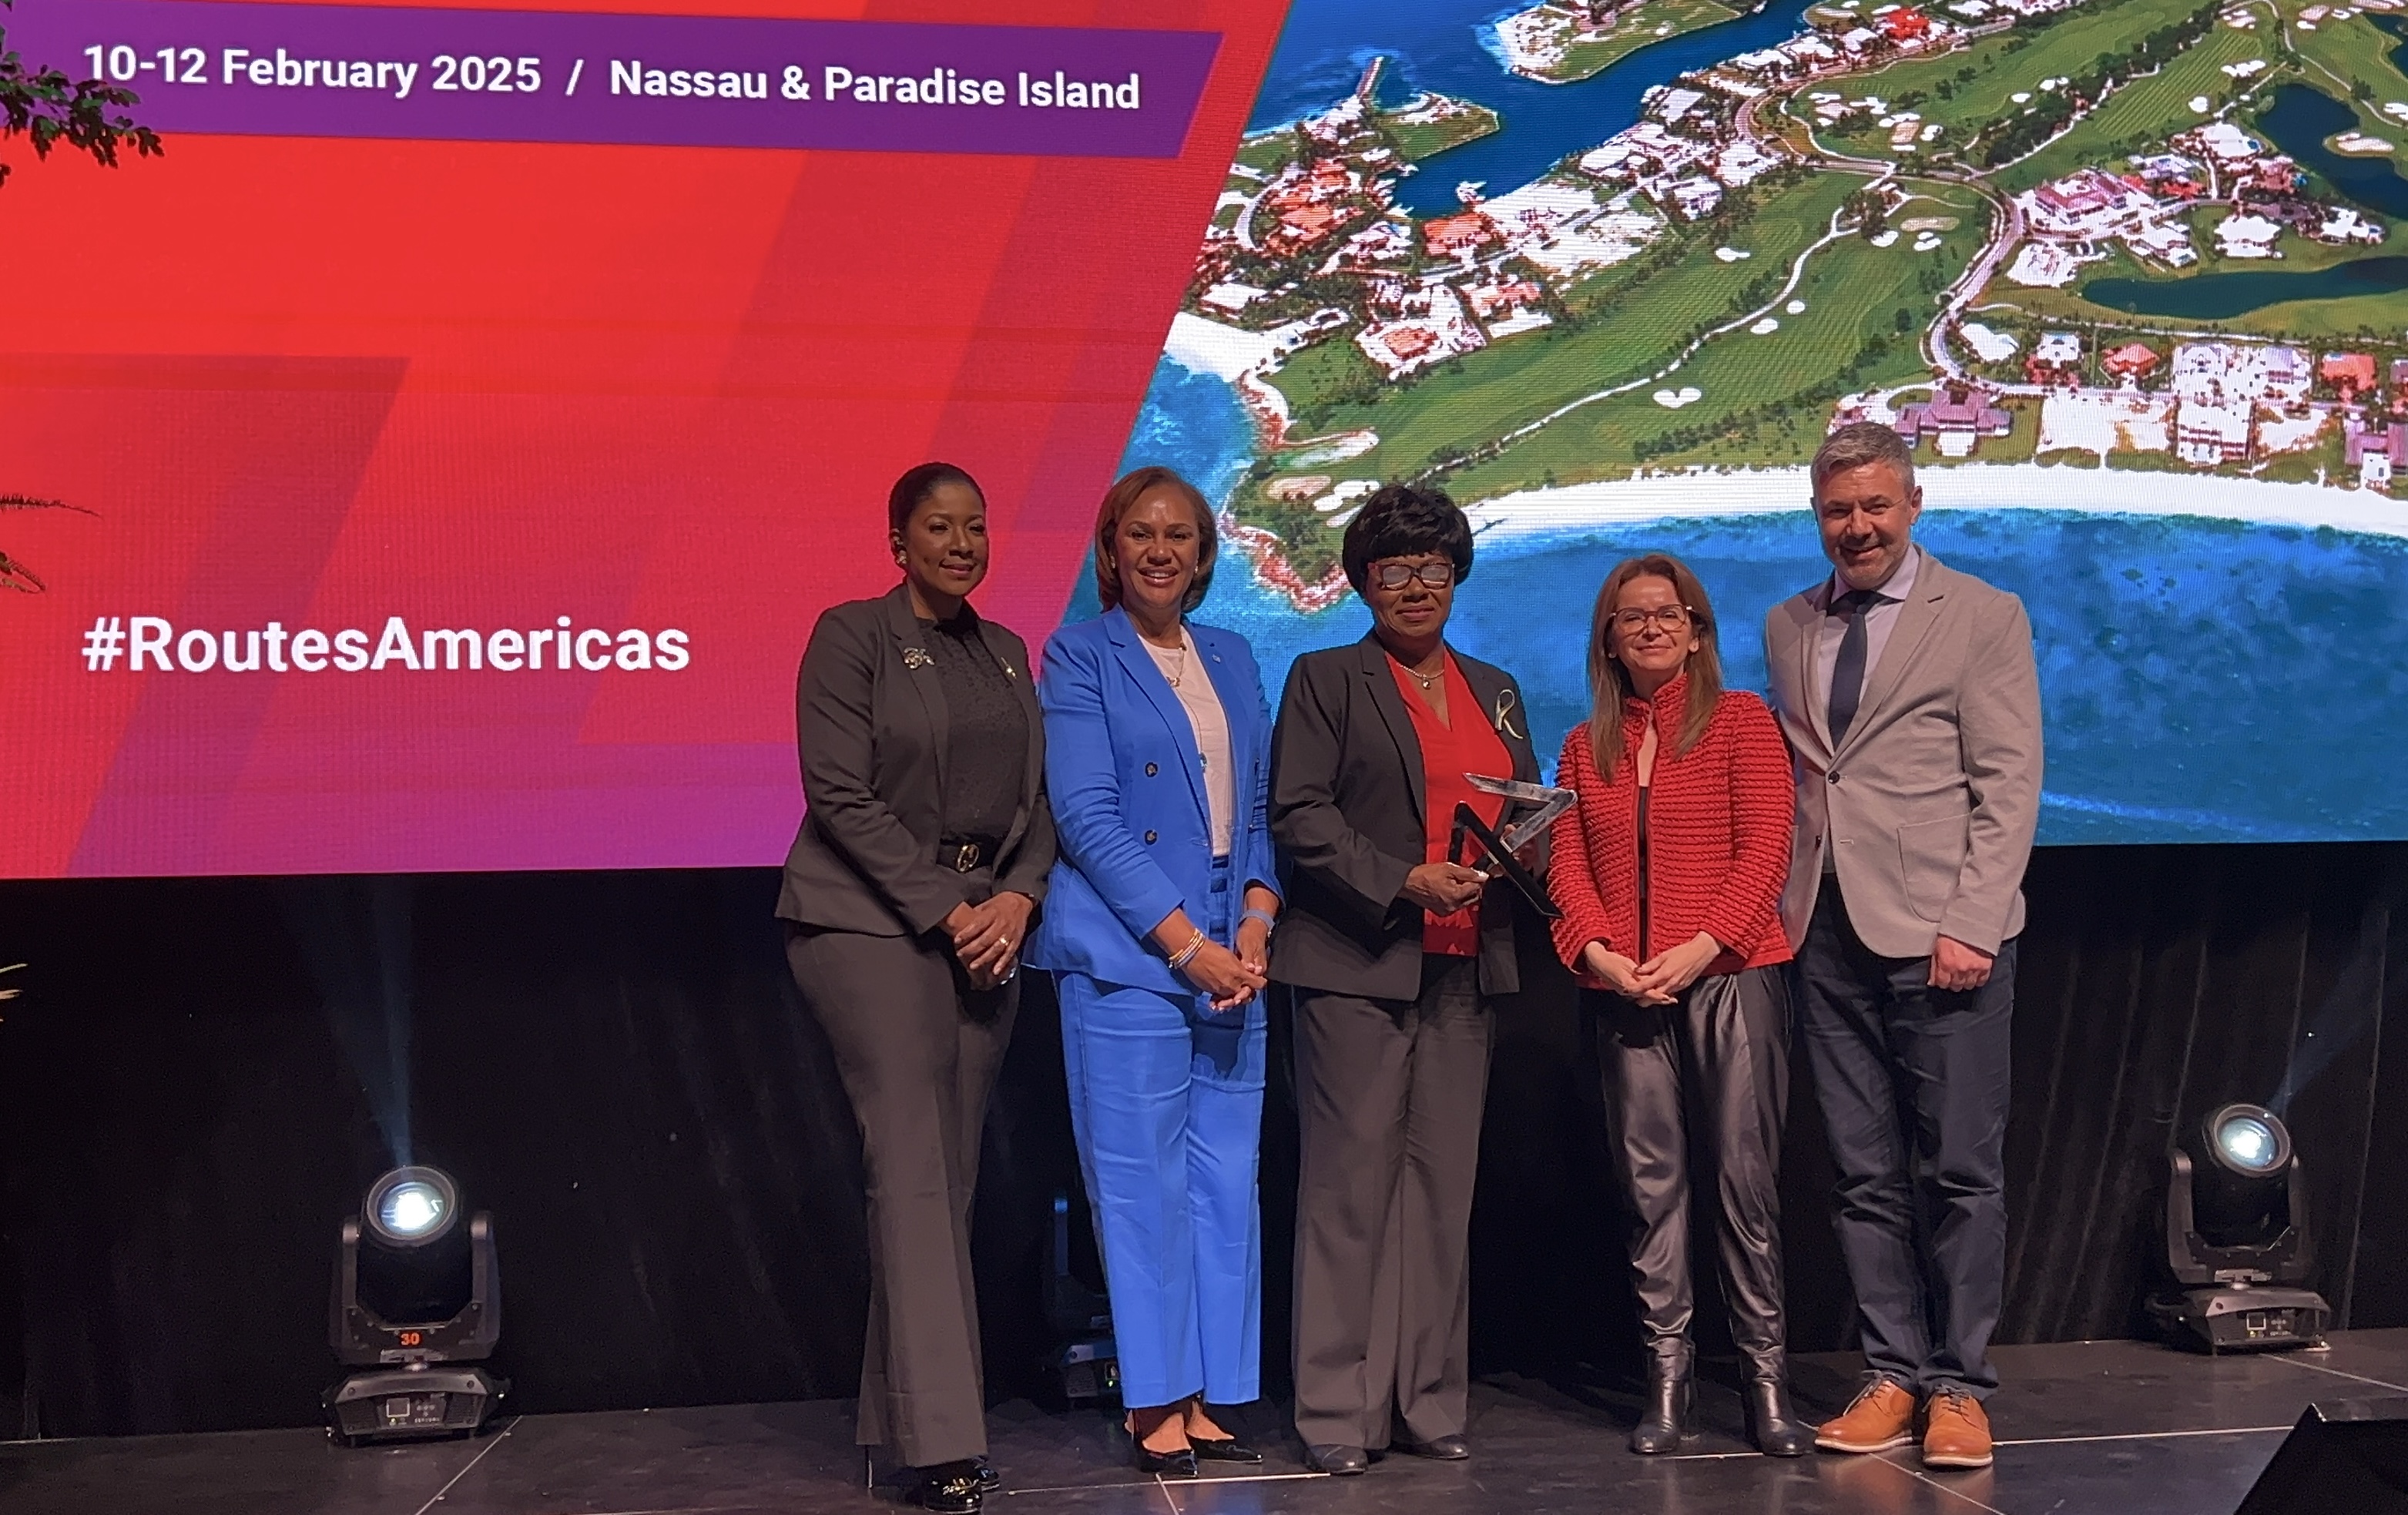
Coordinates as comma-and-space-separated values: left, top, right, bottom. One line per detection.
1404, 656, 1444, 689
1147, 629, 1188, 687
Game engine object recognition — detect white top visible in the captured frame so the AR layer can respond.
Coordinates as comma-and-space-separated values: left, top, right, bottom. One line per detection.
1139, 628, 1236, 859
1812, 544, 1923, 749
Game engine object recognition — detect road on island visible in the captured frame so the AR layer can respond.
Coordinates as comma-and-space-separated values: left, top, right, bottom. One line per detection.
1419, 199, 1868, 484
1416, 59, 1914, 484
1922, 176, 2020, 378
1731, 39, 2009, 384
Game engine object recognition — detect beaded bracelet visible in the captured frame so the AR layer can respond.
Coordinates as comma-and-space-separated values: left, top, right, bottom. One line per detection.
1166, 929, 1208, 971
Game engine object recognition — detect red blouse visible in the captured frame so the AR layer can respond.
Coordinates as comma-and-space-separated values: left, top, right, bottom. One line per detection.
1390, 654, 1510, 957
1548, 675, 1796, 985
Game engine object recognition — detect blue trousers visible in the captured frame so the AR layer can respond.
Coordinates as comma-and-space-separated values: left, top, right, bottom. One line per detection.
1057, 860, 1266, 1409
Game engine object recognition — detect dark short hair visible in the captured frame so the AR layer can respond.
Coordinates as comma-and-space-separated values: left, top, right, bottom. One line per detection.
1341, 483, 1474, 594
887, 461, 984, 537
1094, 466, 1218, 614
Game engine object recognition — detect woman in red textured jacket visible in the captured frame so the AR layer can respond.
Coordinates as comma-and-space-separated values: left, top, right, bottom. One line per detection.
1548, 553, 1806, 1460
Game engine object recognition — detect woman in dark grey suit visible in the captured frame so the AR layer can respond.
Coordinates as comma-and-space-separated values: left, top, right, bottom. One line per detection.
776, 462, 1054, 1514
1267, 484, 1542, 1475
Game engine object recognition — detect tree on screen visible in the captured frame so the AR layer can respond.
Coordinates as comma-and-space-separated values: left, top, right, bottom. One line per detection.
1, 496, 96, 593
0, 0, 159, 590
0, 0, 161, 190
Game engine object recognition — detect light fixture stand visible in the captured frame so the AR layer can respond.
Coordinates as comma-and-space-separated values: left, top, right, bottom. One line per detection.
327, 1169, 505, 1445
2154, 1139, 2331, 1354
326, 1364, 506, 1443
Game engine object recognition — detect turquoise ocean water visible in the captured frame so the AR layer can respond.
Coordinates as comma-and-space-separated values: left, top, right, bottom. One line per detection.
1067, 0, 2408, 844
1075, 357, 2408, 845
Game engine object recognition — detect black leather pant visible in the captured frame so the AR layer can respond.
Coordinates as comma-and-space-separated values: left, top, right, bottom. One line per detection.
1591, 966, 1792, 1379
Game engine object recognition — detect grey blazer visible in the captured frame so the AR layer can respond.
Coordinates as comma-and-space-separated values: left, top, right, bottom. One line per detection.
1762, 551, 2042, 959
775, 585, 1054, 937
1267, 634, 1541, 1001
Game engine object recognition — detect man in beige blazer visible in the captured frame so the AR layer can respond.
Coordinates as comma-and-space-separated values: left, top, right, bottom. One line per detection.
1762, 422, 2041, 1473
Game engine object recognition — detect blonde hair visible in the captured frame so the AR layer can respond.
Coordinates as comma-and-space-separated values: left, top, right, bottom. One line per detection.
1585, 555, 1722, 779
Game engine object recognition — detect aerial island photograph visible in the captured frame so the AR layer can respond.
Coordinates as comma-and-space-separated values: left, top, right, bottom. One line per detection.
1109, 0, 2408, 842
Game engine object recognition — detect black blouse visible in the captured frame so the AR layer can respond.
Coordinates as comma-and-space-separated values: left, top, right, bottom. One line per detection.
924, 608, 1028, 846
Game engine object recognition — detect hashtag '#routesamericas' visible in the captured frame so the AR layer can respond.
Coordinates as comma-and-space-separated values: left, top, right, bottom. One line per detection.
82, 616, 126, 672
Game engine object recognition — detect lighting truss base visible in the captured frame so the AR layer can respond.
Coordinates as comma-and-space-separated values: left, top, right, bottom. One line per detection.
2150, 1284, 2331, 1354
326, 1365, 506, 1446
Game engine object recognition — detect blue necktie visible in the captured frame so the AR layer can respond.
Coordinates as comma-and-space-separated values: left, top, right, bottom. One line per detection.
1827, 589, 1880, 747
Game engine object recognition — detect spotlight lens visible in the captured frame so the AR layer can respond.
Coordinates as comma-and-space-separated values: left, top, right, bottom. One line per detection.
381, 1182, 446, 1238
364, 1166, 461, 1246
2218, 1115, 2280, 1173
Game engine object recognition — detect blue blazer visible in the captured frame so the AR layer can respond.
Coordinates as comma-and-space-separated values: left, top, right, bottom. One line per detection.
1024, 606, 1278, 993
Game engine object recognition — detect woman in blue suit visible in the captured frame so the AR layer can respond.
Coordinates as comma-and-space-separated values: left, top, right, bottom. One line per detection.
1025, 465, 1281, 1475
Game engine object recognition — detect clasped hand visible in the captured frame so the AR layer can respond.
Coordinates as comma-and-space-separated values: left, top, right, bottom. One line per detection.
1181, 936, 1266, 1011
944, 892, 1034, 990
1583, 931, 1721, 1006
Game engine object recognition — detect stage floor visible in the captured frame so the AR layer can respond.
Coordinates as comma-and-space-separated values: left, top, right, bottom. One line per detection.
7, 1330, 2408, 1515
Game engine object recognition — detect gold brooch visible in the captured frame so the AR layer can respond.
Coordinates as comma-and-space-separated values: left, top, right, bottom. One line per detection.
903, 647, 932, 669
1492, 687, 1526, 741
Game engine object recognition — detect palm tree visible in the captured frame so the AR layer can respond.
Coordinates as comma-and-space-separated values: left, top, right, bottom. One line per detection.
1, 496, 96, 592
2, 0, 160, 590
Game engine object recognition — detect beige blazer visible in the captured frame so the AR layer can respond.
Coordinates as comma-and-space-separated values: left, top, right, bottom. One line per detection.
1762, 551, 2042, 959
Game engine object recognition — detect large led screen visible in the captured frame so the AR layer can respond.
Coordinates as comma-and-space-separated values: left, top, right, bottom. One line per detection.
5, 0, 2406, 876
1126, 0, 2408, 846
0, 0, 1290, 875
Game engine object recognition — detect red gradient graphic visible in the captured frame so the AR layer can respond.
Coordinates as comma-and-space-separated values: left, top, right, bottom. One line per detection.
0, 0, 1291, 877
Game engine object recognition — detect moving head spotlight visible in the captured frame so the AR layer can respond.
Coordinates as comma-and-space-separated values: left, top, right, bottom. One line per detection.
326, 1165, 506, 1444
2150, 1104, 2330, 1353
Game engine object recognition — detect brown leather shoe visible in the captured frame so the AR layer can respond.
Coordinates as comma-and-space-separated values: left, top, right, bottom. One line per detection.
1920, 1387, 1994, 1469
1814, 1378, 1917, 1453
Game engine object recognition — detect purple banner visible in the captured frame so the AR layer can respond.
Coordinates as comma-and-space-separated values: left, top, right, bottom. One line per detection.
10, 0, 1222, 157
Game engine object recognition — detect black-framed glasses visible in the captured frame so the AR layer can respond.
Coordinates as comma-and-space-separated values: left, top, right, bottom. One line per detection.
1371, 560, 1456, 591
1607, 605, 1697, 635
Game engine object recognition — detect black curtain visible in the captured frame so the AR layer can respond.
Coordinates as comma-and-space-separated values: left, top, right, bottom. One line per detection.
2, 840, 2403, 1438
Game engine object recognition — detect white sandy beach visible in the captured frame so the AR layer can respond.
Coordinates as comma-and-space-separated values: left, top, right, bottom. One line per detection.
1164, 311, 1279, 384
1461, 463, 2408, 545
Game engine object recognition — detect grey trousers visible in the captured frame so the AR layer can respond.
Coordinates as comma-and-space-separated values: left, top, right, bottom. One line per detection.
1592, 966, 1793, 1379
1290, 955, 1491, 1450
786, 923, 1018, 1467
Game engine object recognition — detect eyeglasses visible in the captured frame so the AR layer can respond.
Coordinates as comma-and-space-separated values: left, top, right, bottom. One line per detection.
1607, 605, 1697, 635
1370, 560, 1456, 591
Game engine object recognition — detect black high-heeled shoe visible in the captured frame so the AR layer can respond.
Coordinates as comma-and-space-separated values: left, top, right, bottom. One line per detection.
913, 1460, 985, 1513
1125, 1412, 1200, 1477
1133, 1442, 1200, 1477
1189, 1433, 1263, 1463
